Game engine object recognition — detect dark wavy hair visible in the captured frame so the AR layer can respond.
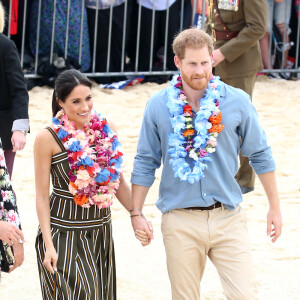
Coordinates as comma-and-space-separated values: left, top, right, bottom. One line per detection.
52, 69, 92, 117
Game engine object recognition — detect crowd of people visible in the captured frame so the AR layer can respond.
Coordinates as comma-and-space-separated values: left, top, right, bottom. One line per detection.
1, 0, 187, 85
0, 0, 295, 298
0, 0, 299, 86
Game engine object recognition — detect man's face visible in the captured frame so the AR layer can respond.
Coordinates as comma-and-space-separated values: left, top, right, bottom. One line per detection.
174, 46, 213, 91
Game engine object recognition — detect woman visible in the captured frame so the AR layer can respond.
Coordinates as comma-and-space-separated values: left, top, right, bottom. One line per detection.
0, 138, 25, 275
34, 69, 150, 299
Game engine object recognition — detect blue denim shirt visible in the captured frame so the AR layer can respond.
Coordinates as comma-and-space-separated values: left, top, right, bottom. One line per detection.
131, 80, 276, 213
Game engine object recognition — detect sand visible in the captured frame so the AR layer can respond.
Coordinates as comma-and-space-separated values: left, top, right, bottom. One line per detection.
1, 75, 300, 300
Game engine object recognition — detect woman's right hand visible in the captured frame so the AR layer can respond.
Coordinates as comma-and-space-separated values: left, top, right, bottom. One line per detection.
43, 245, 58, 274
0, 220, 25, 246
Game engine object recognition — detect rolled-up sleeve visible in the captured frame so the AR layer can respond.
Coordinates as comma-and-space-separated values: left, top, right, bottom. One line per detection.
131, 98, 162, 187
239, 97, 276, 174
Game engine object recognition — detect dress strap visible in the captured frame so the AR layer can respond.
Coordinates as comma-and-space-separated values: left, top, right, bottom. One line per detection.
46, 127, 65, 152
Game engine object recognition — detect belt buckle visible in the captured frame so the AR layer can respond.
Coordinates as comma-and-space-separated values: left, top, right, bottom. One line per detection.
211, 29, 216, 42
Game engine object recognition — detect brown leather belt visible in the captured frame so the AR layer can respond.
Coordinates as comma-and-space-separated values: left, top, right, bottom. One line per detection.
212, 29, 239, 41
185, 202, 222, 211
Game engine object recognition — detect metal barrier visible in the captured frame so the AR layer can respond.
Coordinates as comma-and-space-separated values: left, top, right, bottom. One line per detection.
4, 0, 300, 81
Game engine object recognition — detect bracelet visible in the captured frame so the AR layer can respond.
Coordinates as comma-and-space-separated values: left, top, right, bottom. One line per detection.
129, 208, 141, 213
130, 214, 141, 218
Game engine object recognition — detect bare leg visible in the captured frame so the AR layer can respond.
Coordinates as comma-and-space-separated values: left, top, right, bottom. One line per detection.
276, 22, 290, 68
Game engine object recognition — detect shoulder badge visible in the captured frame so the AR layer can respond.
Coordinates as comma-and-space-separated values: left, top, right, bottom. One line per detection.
217, 0, 239, 11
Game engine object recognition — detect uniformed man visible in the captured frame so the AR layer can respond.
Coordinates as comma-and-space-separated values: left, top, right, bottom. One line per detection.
206, 0, 267, 194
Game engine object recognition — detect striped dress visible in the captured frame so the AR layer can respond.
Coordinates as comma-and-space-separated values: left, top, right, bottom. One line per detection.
36, 127, 116, 300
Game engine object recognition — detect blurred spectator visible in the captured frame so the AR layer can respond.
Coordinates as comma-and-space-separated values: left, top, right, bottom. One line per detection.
0, 2, 29, 178
127, 0, 180, 82
182, 0, 192, 29
86, 0, 126, 84
0, 3, 26, 274
288, 0, 300, 78
0, 0, 32, 55
206, 0, 267, 194
259, 0, 292, 76
0, 138, 25, 275
193, 0, 208, 28
1, 0, 19, 39
29, 0, 91, 73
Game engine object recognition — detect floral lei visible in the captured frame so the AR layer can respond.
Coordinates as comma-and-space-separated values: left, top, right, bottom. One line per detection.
52, 109, 123, 208
167, 74, 224, 184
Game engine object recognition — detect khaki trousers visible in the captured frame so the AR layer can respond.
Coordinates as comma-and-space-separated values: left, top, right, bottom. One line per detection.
161, 206, 258, 300
222, 75, 257, 190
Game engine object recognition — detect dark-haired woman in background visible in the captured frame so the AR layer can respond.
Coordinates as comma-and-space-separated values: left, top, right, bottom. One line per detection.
34, 69, 137, 299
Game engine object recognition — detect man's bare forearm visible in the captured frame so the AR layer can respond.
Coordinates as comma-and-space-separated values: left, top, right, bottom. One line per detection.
257, 171, 280, 209
131, 184, 150, 210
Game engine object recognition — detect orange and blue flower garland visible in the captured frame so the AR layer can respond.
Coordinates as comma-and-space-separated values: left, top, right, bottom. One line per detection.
167, 74, 224, 184
52, 109, 123, 208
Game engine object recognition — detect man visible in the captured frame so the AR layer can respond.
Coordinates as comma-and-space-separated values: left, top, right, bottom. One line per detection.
206, 0, 267, 194
0, 2, 29, 178
130, 28, 282, 299
0, 2, 27, 273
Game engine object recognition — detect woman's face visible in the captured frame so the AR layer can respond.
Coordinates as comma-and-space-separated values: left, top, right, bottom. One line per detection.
58, 84, 93, 129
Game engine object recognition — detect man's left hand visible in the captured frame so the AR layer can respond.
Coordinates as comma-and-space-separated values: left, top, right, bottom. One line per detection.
11, 131, 26, 152
212, 49, 225, 67
267, 208, 282, 243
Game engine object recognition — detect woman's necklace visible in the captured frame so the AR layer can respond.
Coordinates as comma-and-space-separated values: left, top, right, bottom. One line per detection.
52, 109, 123, 208
166, 74, 224, 184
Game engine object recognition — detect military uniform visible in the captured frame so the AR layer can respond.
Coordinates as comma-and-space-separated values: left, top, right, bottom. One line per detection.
206, 0, 267, 192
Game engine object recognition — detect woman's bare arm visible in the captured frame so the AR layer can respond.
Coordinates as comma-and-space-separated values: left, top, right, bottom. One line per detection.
34, 129, 58, 273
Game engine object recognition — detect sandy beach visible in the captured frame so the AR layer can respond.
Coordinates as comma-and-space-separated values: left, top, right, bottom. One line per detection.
1, 75, 300, 300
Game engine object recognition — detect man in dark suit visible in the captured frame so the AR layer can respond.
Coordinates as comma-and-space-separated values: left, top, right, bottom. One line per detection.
206, 0, 267, 194
0, 2, 29, 177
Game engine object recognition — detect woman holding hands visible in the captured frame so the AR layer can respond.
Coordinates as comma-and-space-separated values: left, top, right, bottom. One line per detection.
34, 69, 151, 299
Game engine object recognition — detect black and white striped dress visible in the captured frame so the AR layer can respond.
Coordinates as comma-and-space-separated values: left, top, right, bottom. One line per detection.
36, 127, 116, 300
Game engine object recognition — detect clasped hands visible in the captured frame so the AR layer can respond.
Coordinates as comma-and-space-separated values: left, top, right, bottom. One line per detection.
130, 210, 153, 247
0, 221, 25, 272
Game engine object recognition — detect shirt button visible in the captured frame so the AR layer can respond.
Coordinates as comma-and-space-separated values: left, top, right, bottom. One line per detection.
203, 193, 207, 196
